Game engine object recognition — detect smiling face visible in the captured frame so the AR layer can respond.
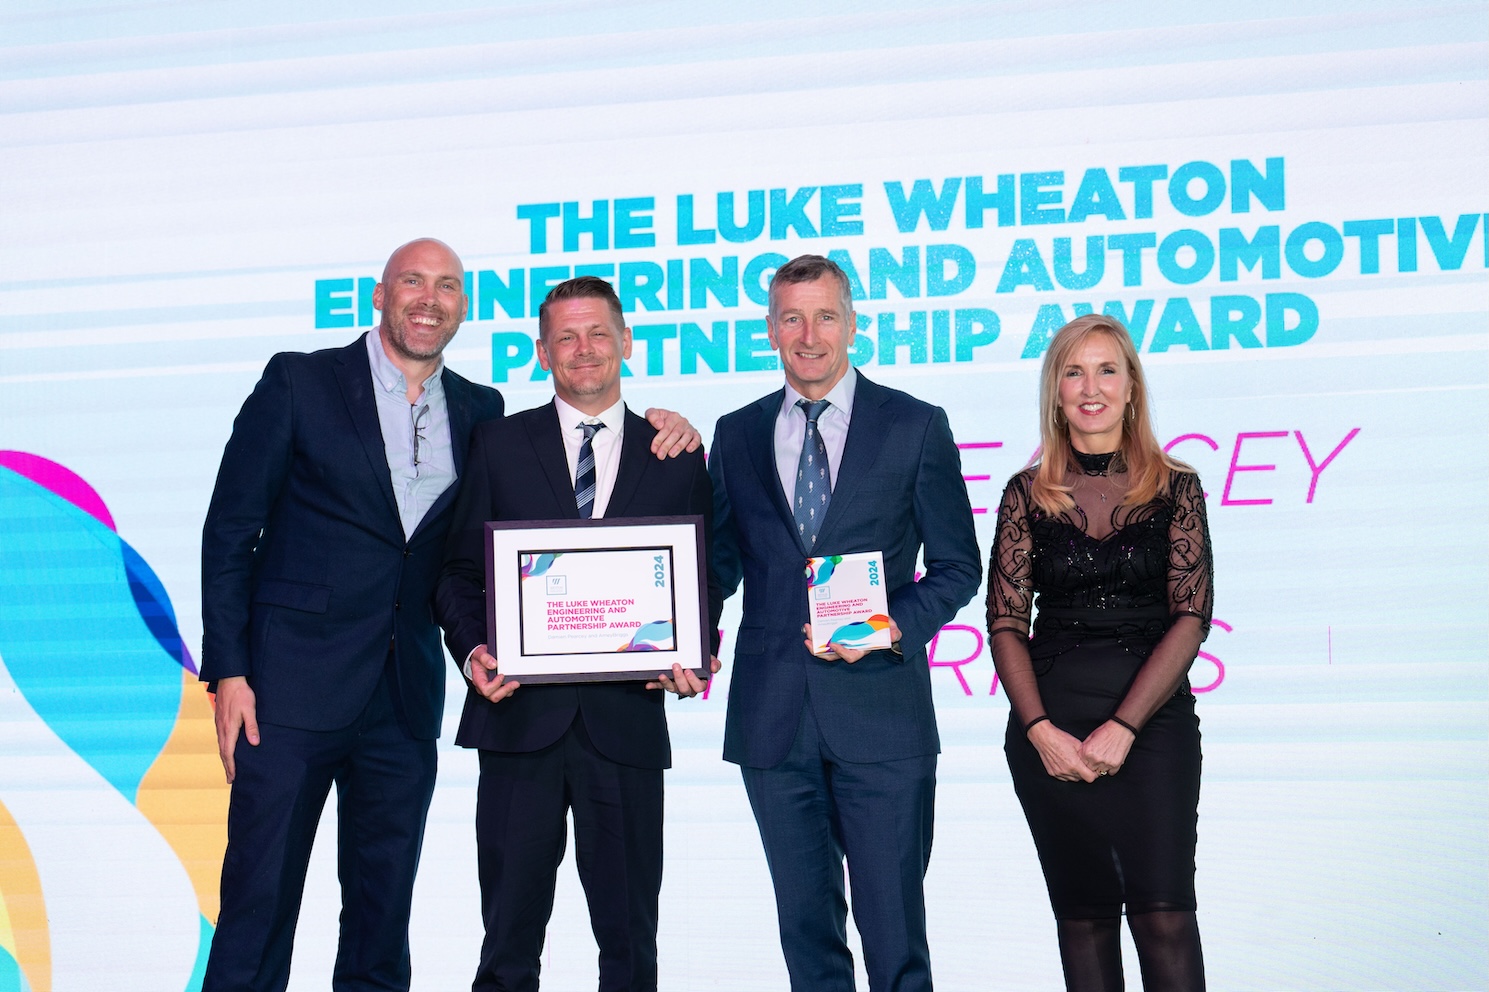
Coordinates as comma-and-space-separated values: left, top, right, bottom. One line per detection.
373, 239, 467, 366
537, 296, 632, 414
768, 274, 856, 400
1057, 331, 1134, 453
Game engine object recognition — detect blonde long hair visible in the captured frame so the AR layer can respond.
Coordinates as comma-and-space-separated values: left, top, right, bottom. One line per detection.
1030, 314, 1186, 514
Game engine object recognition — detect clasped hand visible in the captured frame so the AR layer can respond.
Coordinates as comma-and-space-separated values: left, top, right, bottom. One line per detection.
1027, 718, 1136, 783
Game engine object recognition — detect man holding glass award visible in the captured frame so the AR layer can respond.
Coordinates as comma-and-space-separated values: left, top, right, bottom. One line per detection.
434, 276, 721, 992
709, 255, 981, 992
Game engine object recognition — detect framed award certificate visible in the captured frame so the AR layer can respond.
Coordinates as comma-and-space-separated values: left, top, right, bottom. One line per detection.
483, 516, 710, 683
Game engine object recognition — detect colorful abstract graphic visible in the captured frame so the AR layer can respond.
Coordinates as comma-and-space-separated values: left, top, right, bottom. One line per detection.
519, 553, 561, 579
805, 555, 844, 587
618, 620, 674, 652
826, 614, 892, 649
0, 452, 226, 992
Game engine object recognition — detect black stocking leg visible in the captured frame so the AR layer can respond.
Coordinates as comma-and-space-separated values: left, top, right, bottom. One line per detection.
1127, 910, 1205, 992
1056, 917, 1123, 992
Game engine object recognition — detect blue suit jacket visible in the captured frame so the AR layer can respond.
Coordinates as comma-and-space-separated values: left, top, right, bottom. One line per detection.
199, 335, 505, 739
710, 372, 982, 768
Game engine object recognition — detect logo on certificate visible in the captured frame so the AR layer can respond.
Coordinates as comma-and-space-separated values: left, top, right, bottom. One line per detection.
814, 584, 831, 600
546, 575, 568, 596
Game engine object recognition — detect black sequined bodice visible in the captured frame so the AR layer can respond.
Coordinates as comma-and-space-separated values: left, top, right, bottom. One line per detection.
986, 465, 1212, 637
1030, 500, 1172, 615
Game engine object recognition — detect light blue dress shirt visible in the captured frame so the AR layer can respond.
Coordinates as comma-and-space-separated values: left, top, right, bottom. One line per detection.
366, 328, 456, 539
773, 367, 858, 505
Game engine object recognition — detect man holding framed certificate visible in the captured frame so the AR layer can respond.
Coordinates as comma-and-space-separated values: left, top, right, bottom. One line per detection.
709, 255, 981, 992
434, 276, 721, 992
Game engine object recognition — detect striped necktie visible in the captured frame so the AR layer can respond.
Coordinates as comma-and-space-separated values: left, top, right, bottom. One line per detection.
576, 421, 605, 518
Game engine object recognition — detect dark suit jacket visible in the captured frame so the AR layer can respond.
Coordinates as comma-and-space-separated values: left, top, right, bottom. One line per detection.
199, 335, 505, 739
710, 372, 982, 768
435, 401, 722, 770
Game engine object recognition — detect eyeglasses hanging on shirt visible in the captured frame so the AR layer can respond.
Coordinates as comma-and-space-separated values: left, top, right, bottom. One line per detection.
411, 404, 430, 470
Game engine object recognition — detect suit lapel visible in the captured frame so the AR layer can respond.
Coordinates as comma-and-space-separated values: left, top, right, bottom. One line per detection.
333, 337, 402, 532
411, 369, 473, 537
743, 389, 802, 551
814, 373, 890, 551
445, 371, 473, 479
528, 400, 582, 517
606, 408, 653, 516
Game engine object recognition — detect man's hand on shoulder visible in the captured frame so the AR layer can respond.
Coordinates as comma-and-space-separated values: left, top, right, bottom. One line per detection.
644, 407, 702, 459
470, 646, 520, 703
213, 676, 259, 784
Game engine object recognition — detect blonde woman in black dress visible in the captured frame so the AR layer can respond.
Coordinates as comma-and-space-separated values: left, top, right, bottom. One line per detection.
987, 315, 1213, 991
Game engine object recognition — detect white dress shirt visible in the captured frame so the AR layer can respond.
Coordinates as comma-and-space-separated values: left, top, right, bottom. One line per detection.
465, 395, 627, 678
554, 395, 626, 519
773, 368, 858, 505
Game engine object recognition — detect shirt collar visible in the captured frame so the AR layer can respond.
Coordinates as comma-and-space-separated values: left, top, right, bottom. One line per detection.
782, 367, 857, 418
554, 394, 626, 435
367, 327, 444, 398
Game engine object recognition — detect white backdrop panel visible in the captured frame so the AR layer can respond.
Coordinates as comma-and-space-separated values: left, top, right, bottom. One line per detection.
0, 3, 1484, 990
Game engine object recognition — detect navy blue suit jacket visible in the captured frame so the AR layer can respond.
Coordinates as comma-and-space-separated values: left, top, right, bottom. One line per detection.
200, 335, 505, 740
435, 401, 722, 770
710, 372, 981, 768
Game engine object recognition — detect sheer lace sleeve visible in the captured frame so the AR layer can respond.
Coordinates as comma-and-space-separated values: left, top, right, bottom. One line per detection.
1166, 470, 1213, 629
1113, 471, 1215, 731
987, 474, 1034, 636
987, 474, 1046, 728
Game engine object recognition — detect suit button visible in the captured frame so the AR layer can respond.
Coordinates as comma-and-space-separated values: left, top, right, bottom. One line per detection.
394, 602, 401, 611
403, 549, 412, 558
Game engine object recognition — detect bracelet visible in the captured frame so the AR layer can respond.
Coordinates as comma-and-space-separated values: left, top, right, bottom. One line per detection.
1023, 715, 1051, 734
1111, 716, 1139, 736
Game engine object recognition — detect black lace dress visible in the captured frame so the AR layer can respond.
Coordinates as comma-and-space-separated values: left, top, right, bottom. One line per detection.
986, 451, 1213, 920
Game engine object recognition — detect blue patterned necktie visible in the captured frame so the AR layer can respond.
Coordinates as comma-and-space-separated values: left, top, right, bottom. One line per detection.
793, 399, 832, 547
575, 421, 605, 519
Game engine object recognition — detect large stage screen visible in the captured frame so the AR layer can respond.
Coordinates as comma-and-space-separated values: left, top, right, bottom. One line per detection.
1, 3, 1485, 990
